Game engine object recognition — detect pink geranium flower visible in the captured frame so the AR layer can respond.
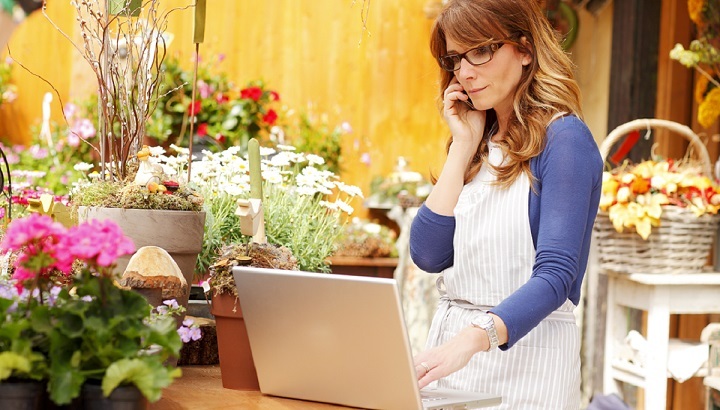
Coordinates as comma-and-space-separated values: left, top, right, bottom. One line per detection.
0, 214, 66, 252
66, 219, 135, 267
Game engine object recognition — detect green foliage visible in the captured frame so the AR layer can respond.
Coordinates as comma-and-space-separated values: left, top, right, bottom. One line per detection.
196, 192, 244, 274
147, 54, 281, 151
0, 298, 49, 382
262, 182, 342, 273
72, 181, 203, 212
46, 270, 182, 405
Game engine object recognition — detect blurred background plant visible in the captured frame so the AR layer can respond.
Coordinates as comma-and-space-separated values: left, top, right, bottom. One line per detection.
146, 54, 281, 152
670, 0, 720, 128
333, 217, 397, 258
0, 58, 17, 106
284, 107, 349, 174
366, 156, 432, 209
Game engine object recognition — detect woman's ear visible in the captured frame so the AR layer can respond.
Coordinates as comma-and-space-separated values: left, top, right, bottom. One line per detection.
519, 36, 533, 66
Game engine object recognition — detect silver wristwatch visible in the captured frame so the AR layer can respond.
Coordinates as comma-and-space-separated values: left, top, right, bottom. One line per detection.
471, 313, 499, 351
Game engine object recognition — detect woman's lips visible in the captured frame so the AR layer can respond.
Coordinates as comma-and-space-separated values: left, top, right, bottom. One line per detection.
468, 86, 487, 94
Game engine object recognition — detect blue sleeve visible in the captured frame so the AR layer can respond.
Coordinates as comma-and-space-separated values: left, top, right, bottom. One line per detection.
490, 117, 603, 349
409, 204, 455, 273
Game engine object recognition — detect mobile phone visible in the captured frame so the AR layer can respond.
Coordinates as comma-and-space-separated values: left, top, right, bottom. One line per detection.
461, 91, 476, 110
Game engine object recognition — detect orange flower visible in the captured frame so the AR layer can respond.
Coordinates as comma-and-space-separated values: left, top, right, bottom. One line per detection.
631, 177, 651, 194
695, 75, 709, 104
688, 0, 706, 26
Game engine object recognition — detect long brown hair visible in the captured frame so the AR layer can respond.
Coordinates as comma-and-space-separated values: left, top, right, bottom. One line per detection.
430, 0, 583, 187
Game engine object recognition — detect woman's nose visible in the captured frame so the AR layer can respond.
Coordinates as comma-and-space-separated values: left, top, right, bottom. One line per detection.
456, 58, 476, 80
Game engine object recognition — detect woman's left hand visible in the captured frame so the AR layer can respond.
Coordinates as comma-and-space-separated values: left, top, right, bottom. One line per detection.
413, 326, 486, 389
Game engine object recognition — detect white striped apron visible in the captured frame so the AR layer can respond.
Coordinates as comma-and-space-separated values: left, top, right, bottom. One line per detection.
425, 138, 581, 409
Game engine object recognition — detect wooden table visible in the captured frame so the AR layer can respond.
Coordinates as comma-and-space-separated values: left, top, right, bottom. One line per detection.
602, 271, 720, 409
151, 366, 348, 409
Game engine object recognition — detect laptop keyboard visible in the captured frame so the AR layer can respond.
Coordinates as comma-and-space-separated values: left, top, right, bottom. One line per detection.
420, 391, 449, 402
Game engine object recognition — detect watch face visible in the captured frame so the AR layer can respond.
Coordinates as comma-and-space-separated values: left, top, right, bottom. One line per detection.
473, 314, 492, 328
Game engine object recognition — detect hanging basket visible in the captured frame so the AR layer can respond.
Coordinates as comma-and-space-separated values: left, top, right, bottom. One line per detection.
594, 119, 720, 274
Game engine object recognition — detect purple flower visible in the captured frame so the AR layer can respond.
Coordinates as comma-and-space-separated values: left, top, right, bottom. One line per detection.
197, 80, 213, 99
29, 145, 48, 160
163, 299, 179, 309
63, 103, 78, 120
177, 325, 202, 343
360, 152, 371, 167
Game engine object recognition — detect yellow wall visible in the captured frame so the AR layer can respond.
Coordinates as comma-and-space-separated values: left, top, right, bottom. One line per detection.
1, 1, 612, 216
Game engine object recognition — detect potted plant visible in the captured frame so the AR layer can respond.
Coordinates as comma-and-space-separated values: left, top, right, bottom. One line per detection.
175, 143, 362, 390
0, 213, 184, 407
0, 281, 51, 408
45, 0, 207, 309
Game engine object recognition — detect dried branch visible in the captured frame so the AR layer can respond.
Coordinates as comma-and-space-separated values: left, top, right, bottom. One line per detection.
45, 0, 193, 181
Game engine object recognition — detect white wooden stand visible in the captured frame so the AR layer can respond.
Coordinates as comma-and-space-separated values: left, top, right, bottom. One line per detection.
603, 271, 720, 410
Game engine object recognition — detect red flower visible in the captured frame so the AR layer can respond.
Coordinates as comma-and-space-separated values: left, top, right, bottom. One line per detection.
188, 100, 202, 116
262, 109, 278, 125
240, 86, 263, 101
197, 122, 208, 136
214, 133, 226, 144
270, 91, 280, 101
215, 93, 229, 104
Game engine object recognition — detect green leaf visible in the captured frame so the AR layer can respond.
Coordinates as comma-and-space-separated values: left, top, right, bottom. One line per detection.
48, 360, 84, 405
102, 358, 181, 402
0, 352, 31, 381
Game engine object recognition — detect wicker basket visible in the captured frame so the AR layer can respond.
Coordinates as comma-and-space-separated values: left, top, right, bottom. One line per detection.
594, 119, 720, 274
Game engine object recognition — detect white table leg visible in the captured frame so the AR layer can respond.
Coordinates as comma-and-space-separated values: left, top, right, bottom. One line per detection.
604, 276, 624, 396
644, 286, 670, 410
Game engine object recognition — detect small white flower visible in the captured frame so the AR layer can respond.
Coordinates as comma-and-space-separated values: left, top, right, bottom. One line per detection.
223, 184, 245, 197
276, 144, 297, 151
320, 200, 338, 211
74, 162, 94, 172
148, 146, 166, 157
259, 147, 276, 157
270, 152, 291, 167
296, 186, 319, 196
306, 154, 324, 166
336, 181, 364, 198
335, 200, 354, 215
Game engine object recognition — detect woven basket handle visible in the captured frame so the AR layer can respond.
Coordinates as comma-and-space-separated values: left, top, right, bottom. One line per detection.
600, 118, 712, 177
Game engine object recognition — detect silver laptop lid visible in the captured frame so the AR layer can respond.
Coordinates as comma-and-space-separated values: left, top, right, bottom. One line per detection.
233, 266, 423, 409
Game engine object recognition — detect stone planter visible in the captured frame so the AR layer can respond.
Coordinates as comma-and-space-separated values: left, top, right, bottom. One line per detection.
76, 207, 206, 309
210, 292, 259, 391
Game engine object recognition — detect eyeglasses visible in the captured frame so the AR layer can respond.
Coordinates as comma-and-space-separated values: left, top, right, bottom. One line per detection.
438, 41, 506, 72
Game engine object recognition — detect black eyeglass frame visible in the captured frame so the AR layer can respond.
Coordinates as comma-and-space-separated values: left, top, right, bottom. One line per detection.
438, 41, 508, 72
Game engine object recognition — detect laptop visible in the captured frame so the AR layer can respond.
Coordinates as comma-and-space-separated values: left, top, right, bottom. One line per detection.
232, 266, 502, 409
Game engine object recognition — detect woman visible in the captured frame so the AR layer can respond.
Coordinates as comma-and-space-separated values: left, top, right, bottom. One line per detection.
409, 0, 602, 408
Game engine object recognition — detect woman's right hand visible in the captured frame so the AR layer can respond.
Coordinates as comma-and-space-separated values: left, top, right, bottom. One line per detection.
443, 78, 486, 154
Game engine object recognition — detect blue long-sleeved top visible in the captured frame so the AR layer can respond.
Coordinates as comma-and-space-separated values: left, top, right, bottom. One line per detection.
409, 115, 603, 349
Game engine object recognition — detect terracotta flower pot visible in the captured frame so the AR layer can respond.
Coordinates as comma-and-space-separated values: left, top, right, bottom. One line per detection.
210, 292, 260, 391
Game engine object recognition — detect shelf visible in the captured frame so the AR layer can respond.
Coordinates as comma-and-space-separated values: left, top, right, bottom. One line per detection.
608, 339, 708, 396
604, 270, 720, 285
